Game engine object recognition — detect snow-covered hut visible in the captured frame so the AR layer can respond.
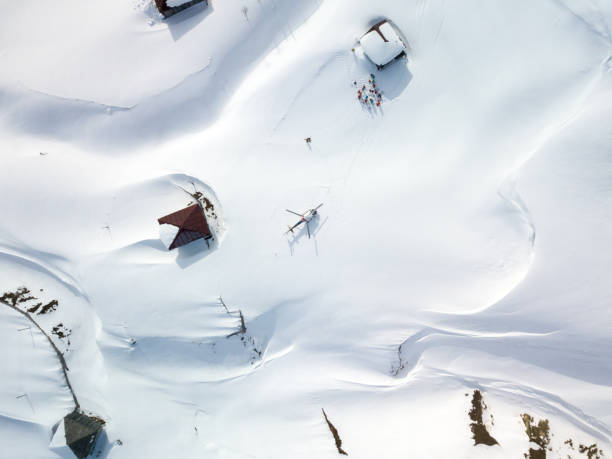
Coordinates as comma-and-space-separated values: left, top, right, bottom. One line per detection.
158, 204, 213, 250
154, 0, 207, 19
359, 20, 407, 69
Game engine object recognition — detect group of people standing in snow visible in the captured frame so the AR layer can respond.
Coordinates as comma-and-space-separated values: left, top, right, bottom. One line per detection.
354, 74, 383, 107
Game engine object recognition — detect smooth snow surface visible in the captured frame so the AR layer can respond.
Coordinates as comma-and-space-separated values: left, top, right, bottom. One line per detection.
359, 21, 406, 66
1, 0, 612, 458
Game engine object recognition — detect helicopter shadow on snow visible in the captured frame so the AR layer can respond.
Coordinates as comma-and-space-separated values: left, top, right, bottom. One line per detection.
286, 215, 328, 256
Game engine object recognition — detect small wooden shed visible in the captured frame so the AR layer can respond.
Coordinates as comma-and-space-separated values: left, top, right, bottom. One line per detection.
64, 410, 105, 459
154, 0, 208, 19
158, 204, 213, 250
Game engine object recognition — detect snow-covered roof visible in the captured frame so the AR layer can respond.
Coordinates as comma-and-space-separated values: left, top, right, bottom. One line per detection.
159, 223, 179, 249
360, 21, 406, 66
167, 0, 190, 7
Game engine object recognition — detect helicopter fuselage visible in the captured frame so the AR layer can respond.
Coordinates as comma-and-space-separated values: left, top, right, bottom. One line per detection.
285, 204, 323, 238
301, 209, 318, 222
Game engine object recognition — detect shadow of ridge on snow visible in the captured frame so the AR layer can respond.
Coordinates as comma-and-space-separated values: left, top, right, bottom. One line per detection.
103, 300, 283, 384
0, 244, 88, 301
0, 0, 324, 152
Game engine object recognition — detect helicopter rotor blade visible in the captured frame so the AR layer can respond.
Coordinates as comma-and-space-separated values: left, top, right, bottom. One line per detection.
314, 203, 324, 211
285, 222, 301, 234
286, 209, 303, 217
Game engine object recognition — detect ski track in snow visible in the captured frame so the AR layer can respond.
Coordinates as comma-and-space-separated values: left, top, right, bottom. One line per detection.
552, 0, 612, 47
270, 51, 348, 136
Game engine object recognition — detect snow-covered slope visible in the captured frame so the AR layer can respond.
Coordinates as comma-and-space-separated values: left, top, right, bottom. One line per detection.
1, 0, 611, 458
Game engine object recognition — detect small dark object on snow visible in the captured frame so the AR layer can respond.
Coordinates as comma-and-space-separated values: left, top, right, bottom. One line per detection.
305, 137, 312, 144
39, 299, 58, 315
322, 409, 348, 456
521, 413, 550, 458
154, 0, 207, 19
469, 390, 498, 446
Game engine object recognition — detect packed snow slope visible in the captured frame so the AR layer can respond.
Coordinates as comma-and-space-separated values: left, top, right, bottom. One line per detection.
1, 0, 612, 458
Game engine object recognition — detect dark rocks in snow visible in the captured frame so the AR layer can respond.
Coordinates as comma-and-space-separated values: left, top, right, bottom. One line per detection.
52, 323, 72, 340
322, 408, 348, 456
39, 299, 59, 315
469, 390, 498, 446
1, 286, 79, 409
521, 413, 550, 458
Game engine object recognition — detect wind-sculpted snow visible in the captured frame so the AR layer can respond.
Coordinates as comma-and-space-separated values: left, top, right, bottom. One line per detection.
1, 0, 612, 458
0, 0, 323, 151
0, 244, 88, 301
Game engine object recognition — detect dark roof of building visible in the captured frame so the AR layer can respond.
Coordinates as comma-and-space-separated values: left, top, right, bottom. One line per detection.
158, 204, 212, 250
64, 410, 104, 459
154, 0, 208, 19
158, 204, 212, 236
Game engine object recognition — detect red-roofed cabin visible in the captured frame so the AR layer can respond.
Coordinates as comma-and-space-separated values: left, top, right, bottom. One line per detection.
158, 204, 213, 250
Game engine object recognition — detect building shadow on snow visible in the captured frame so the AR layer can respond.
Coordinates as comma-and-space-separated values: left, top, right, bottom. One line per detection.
89, 429, 124, 459
166, 2, 214, 41
175, 237, 217, 269
135, 238, 168, 251
375, 61, 412, 100
50, 426, 117, 459
352, 48, 412, 101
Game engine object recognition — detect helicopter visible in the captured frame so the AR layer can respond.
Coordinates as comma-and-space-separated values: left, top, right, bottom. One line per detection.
285, 203, 323, 238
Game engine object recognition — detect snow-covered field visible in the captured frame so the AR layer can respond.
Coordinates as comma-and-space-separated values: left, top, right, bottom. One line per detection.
1, 0, 611, 458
